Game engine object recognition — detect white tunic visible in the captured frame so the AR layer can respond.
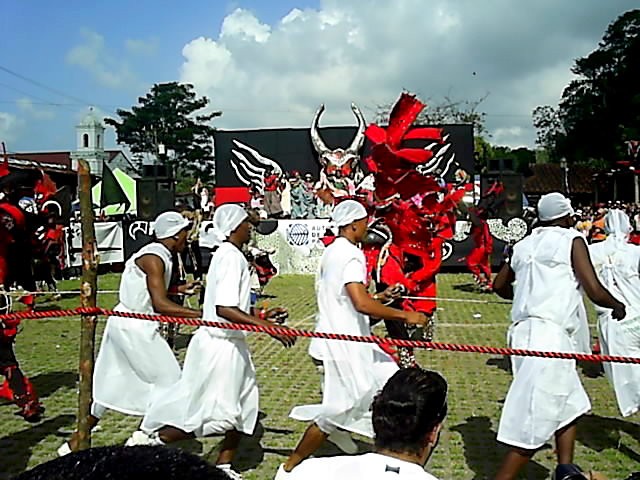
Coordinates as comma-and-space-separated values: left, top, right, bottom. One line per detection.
589, 236, 640, 417
141, 242, 258, 436
93, 242, 180, 416
275, 453, 438, 480
290, 237, 398, 436
497, 227, 591, 449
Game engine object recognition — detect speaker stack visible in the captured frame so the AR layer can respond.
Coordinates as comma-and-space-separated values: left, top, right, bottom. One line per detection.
136, 177, 176, 220
480, 159, 523, 220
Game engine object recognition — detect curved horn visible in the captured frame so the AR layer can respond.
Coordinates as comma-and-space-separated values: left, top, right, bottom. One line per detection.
310, 104, 329, 154
347, 102, 366, 153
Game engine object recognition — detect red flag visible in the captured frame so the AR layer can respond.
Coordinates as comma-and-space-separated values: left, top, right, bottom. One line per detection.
0, 142, 9, 178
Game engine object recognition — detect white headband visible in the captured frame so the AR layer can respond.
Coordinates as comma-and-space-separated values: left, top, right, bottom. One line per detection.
213, 204, 248, 241
331, 200, 368, 227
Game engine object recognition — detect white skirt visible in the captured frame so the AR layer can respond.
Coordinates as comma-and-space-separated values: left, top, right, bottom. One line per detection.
599, 313, 640, 417
93, 313, 181, 416
290, 341, 398, 437
141, 328, 258, 437
497, 319, 591, 449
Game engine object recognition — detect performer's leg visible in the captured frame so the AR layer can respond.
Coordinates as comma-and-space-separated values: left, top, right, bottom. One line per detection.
157, 426, 195, 443
555, 421, 577, 464
216, 429, 242, 465
494, 447, 535, 480
283, 423, 328, 472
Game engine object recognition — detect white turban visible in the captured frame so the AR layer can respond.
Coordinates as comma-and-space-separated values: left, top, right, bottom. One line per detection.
537, 192, 575, 221
153, 211, 190, 239
331, 200, 368, 227
213, 204, 248, 241
605, 209, 631, 244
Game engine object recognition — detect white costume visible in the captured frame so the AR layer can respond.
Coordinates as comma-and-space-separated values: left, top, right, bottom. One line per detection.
141, 206, 258, 437
281, 178, 292, 216
92, 241, 181, 416
589, 210, 640, 417
497, 225, 591, 449
275, 453, 438, 479
290, 232, 398, 436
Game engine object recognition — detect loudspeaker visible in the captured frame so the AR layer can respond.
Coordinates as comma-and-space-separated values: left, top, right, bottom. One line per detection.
136, 177, 176, 220
142, 164, 172, 177
480, 172, 523, 219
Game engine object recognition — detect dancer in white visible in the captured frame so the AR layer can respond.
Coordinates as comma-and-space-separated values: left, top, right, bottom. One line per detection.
58, 211, 202, 455
129, 204, 295, 480
281, 200, 427, 473
493, 192, 625, 480
276, 367, 446, 479
589, 209, 640, 417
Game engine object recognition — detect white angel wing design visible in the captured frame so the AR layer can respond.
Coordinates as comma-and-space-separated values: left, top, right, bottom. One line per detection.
230, 140, 284, 194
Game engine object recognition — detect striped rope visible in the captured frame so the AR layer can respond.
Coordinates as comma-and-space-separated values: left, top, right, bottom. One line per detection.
0, 307, 637, 365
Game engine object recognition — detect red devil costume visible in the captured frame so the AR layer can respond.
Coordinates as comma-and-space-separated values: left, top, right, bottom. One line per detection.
0, 157, 44, 421
361, 93, 468, 366
465, 208, 493, 291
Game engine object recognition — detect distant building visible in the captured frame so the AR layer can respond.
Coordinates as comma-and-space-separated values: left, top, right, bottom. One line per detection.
8, 107, 138, 184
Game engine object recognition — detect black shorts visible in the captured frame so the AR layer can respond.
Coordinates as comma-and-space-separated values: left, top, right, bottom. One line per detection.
0, 338, 18, 369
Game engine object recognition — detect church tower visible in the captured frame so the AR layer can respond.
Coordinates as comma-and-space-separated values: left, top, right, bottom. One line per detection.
70, 107, 109, 177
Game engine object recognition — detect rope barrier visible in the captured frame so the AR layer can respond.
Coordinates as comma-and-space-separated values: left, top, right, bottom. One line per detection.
4, 290, 119, 297
401, 295, 512, 305
2, 307, 639, 365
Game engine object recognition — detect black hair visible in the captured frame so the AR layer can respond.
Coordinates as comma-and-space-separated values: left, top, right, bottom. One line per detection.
372, 367, 448, 456
13, 446, 231, 480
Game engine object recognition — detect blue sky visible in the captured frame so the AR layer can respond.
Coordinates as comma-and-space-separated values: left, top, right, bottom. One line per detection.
0, 0, 636, 153
0, 0, 318, 152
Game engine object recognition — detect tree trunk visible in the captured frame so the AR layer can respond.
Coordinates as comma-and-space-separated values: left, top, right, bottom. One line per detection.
77, 159, 98, 450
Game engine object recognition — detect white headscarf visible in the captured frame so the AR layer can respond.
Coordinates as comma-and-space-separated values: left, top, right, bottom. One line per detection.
604, 209, 631, 245
153, 211, 190, 239
537, 192, 575, 221
212, 204, 248, 242
331, 200, 368, 227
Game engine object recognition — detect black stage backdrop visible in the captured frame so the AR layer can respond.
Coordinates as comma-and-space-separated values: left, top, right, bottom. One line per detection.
214, 124, 474, 187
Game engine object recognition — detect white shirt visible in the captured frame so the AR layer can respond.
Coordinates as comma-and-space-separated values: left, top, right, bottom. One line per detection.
276, 453, 438, 480
510, 226, 585, 335
589, 235, 640, 320
118, 242, 173, 314
309, 236, 370, 360
202, 241, 251, 338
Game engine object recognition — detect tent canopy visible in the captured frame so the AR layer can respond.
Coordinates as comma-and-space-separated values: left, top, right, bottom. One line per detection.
91, 168, 137, 215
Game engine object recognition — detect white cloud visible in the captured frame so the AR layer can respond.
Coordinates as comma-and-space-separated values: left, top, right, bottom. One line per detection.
0, 112, 22, 143
66, 28, 139, 89
125, 37, 159, 56
178, 0, 636, 148
16, 97, 55, 120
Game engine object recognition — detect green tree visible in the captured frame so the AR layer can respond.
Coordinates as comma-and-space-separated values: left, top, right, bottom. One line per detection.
105, 82, 221, 181
532, 105, 564, 161
559, 9, 640, 164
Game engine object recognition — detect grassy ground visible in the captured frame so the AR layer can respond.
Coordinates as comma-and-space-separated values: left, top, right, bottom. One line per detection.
0, 273, 639, 479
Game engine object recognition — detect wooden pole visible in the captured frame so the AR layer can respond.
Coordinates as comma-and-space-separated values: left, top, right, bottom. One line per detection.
77, 159, 98, 450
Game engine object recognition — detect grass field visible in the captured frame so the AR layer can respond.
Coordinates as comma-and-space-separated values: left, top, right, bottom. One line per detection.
0, 273, 639, 479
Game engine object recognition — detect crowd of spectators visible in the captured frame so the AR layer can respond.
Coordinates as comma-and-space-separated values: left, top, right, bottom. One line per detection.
573, 200, 640, 244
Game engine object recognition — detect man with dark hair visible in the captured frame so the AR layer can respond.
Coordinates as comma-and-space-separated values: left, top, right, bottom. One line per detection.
276, 367, 446, 479
15, 446, 231, 480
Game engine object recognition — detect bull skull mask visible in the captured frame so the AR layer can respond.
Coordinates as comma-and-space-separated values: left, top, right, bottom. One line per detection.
310, 103, 366, 180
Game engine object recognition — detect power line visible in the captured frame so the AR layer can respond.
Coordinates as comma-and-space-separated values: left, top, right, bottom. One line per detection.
0, 64, 93, 106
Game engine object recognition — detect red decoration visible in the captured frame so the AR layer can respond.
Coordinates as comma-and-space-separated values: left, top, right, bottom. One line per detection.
363, 93, 467, 315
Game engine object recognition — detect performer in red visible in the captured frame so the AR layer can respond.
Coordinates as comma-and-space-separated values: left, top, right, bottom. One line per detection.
0, 172, 43, 421
263, 168, 283, 218
466, 207, 493, 292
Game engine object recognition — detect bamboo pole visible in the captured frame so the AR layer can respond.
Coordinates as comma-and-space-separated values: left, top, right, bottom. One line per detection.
76, 159, 98, 450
